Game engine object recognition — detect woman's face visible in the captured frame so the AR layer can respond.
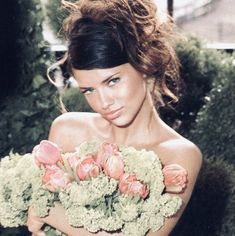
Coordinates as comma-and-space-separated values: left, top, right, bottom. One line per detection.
73, 63, 147, 127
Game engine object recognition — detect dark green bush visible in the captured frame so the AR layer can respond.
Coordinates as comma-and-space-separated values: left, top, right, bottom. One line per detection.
0, 226, 30, 236
189, 57, 235, 164
0, 0, 45, 99
45, 0, 77, 36
45, 0, 64, 36
0, 79, 93, 158
0, 0, 60, 158
171, 157, 235, 236
172, 53, 235, 235
62, 87, 92, 113
160, 36, 230, 137
0, 0, 60, 234
0, 79, 60, 158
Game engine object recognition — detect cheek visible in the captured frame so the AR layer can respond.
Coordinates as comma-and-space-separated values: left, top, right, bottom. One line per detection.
116, 87, 132, 101
117, 79, 146, 102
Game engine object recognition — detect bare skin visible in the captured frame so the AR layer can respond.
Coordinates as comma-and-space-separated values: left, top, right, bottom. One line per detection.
27, 63, 202, 236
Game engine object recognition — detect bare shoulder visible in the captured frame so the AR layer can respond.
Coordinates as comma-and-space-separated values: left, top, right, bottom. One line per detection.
152, 119, 202, 170
147, 138, 202, 235
48, 112, 99, 152
156, 137, 202, 191
157, 137, 202, 168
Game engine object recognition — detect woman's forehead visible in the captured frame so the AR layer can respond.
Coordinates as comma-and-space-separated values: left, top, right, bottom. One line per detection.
73, 63, 129, 83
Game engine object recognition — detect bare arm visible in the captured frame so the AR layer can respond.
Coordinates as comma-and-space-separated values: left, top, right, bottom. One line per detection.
147, 140, 202, 236
27, 203, 100, 236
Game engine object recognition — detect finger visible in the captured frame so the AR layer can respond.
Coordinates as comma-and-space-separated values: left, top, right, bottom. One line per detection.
32, 231, 46, 236
27, 218, 44, 233
27, 207, 44, 233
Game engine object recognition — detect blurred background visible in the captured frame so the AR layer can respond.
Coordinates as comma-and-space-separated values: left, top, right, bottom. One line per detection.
158, 0, 235, 43
0, 0, 234, 235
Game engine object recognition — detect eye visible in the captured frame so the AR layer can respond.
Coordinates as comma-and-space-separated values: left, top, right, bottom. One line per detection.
108, 77, 120, 87
80, 88, 95, 95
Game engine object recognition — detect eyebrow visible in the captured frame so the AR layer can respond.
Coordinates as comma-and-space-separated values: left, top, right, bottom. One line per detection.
79, 72, 120, 89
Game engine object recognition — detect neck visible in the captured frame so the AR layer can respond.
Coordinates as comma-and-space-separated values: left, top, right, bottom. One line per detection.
108, 91, 161, 147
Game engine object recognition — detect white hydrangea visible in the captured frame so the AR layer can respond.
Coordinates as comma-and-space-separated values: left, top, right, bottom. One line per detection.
59, 175, 118, 207
99, 214, 123, 232
0, 153, 56, 226
76, 141, 99, 157
159, 194, 182, 217
0, 142, 183, 236
65, 206, 87, 227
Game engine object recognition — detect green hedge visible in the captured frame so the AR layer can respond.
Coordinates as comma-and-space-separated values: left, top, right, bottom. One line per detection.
0, 79, 60, 158
0, 0, 59, 158
0, 1, 60, 234
0, 0, 45, 99
45, 0, 77, 36
171, 157, 235, 236
172, 53, 235, 235
160, 36, 230, 137
190, 56, 235, 164
61, 87, 92, 113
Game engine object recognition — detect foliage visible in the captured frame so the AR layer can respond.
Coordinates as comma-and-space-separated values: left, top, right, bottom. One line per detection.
0, 0, 46, 99
0, 80, 92, 159
171, 157, 235, 236
0, 0, 59, 234
0, 226, 30, 236
0, 79, 60, 158
189, 56, 235, 164
45, 0, 77, 36
159, 36, 230, 137
0, 0, 61, 158
45, 0, 64, 36
61, 87, 92, 112
172, 53, 235, 235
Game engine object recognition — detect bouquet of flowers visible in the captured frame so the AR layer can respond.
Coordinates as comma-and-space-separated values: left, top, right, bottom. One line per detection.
0, 140, 187, 236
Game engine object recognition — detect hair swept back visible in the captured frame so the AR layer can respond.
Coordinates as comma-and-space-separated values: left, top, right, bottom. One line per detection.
59, 0, 181, 108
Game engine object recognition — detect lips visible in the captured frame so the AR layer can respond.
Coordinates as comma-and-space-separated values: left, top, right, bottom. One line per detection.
103, 107, 123, 120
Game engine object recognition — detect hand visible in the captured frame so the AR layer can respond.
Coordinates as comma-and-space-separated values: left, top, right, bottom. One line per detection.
27, 206, 45, 236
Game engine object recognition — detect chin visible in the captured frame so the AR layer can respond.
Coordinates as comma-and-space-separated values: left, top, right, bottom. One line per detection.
109, 116, 135, 128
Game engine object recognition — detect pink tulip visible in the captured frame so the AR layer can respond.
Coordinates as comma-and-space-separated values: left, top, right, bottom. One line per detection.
119, 174, 137, 193
67, 154, 80, 169
119, 173, 149, 199
42, 165, 72, 192
162, 164, 188, 193
33, 140, 62, 166
103, 152, 124, 180
76, 154, 100, 180
96, 142, 119, 168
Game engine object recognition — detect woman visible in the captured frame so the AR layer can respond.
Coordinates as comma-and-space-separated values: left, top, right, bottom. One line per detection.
27, 0, 202, 235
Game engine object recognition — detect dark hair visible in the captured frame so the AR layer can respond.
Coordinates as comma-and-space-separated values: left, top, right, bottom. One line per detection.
58, 0, 180, 107
67, 18, 128, 71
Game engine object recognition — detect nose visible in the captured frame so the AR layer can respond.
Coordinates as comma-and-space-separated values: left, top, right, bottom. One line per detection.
98, 89, 114, 110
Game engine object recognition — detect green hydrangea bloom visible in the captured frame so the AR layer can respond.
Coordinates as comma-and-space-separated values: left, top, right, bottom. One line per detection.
0, 153, 57, 226
76, 141, 99, 157
0, 141, 183, 236
159, 194, 182, 217
99, 214, 123, 232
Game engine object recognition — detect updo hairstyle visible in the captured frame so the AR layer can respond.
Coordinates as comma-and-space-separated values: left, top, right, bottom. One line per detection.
60, 0, 180, 107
